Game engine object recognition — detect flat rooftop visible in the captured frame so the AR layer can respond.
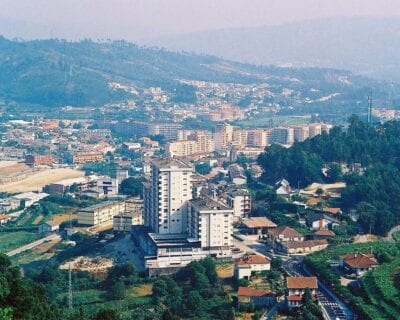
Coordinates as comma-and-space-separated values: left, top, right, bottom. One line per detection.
242, 217, 277, 229
190, 197, 230, 211
148, 232, 201, 248
152, 158, 192, 170
79, 200, 122, 211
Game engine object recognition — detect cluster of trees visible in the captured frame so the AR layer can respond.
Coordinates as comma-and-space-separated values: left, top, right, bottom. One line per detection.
104, 263, 140, 300
82, 162, 117, 178
195, 162, 212, 175
342, 164, 400, 235
120, 177, 145, 196
258, 116, 400, 235
152, 258, 234, 320
0, 254, 61, 320
305, 242, 400, 320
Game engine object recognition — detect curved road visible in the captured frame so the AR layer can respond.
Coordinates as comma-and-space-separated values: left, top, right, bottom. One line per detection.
384, 225, 400, 242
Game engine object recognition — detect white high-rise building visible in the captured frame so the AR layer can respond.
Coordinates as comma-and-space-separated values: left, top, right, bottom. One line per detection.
143, 158, 193, 234
214, 123, 234, 151
188, 197, 233, 255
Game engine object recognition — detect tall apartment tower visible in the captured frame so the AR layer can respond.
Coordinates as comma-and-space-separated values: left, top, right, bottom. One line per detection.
188, 197, 233, 254
214, 123, 234, 151
143, 158, 193, 234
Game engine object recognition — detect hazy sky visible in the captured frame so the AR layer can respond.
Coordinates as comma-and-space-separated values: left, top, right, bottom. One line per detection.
1, 0, 400, 40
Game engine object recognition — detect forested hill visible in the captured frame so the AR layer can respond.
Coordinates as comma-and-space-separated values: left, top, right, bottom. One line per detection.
258, 116, 400, 235
0, 36, 390, 108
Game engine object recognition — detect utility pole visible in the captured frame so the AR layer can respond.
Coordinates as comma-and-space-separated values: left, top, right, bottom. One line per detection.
68, 262, 73, 310
67, 209, 73, 311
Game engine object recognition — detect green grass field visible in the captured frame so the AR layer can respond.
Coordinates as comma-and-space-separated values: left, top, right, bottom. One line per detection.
0, 231, 41, 253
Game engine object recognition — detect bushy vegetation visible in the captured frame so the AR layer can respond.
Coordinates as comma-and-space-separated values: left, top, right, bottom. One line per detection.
120, 177, 145, 196
0, 37, 260, 108
304, 242, 400, 320
151, 258, 235, 320
258, 116, 400, 235
0, 254, 61, 319
0, 231, 41, 253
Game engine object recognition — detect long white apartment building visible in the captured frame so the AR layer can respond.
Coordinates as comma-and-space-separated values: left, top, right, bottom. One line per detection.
143, 158, 193, 234
166, 131, 214, 157
78, 201, 125, 226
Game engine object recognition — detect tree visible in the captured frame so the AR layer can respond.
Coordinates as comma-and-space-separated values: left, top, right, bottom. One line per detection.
162, 309, 179, 320
119, 177, 144, 196
92, 309, 122, 320
0, 308, 12, 320
185, 290, 206, 316
315, 188, 324, 197
109, 280, 126, 300
326, 163, 342, 182
195, 162, 211, 175
271, 257, 283, 270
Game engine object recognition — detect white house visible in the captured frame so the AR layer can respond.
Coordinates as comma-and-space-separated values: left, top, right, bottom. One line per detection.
286, 277, 318, 309
38, 221, 60, 234
340, 253, 378, 277
234, 254, 271, 280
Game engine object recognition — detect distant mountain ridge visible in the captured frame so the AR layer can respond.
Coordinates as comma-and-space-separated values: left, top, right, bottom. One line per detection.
0, 36, 393, 109
143, 16, 400, 81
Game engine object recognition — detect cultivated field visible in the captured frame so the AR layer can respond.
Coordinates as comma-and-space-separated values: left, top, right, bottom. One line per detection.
0, 231, 41, 253
0, 168, 84, 192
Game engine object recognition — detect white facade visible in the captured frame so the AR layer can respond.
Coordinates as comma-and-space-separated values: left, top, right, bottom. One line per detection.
214, 123, 233, 151
144, 158, 193, 234
188, 197, 233, 255
78, 201, 125, 226
226, 190, 251, 221
97, 177, 119, 196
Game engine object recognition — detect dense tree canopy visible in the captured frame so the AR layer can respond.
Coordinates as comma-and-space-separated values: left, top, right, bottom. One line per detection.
0, 254, 61, 320
258, 116, 400, 235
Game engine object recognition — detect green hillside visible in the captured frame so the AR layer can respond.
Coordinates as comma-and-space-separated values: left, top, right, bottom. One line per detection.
0, 36, 393, 109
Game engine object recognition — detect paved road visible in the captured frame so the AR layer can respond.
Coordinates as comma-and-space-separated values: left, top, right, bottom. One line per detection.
6, 234, 61, 257
384, 225, 400, 242
283, 258, 352, 320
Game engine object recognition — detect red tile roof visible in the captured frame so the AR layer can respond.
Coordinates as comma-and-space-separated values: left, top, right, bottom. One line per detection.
236, 254, 270, 266
268, 226, 303, 238
0, 214, 11, 220
340, 253, 378, 269
237, 287, 273, 297
281, 239, 328, 249
313, 230, 335, 237
323, 207, 341, 215
287, 277, 318, 289
242, 217, 277, 229
287, 295, 303, 301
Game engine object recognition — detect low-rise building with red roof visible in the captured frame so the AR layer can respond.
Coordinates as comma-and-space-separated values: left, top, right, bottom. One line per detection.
234, 253, 271, 280
340, 253, 378, 276
237, 286, 276, 307
286, 277, 318, 308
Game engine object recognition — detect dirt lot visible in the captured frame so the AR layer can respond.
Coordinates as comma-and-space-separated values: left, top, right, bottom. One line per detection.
0, 161, 30, 176
217, 263, 234, 279
52, 212, 78, 225
60, 256, 114, 272
0, 168, 84, 192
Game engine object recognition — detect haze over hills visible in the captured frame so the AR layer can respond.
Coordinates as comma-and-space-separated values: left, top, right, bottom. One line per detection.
143, 17, 400, 81
0, 36, 394, 111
